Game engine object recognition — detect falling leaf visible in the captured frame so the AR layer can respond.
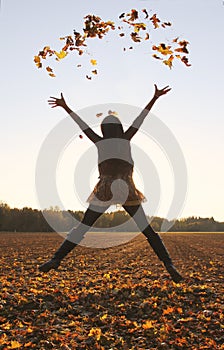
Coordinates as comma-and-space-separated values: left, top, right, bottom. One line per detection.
34, 10, 191, 79
49, 73, 56, 78
34, 56, 40, 64
46, 66, 53, 72
128, 9, 138, 22
179, 40, 189, 46
119, 13, 125, 19
153, 43, 173, 56
33, 56, 42, 68
150, 14, 160, 29
163, 55, 174, 69
145, 33, 150, 40
108, 110, 118, 116
173, 37, 179, 43
92, 69, 97, 75
152, 54, 162, 60
175, 47, 189, 54
133, 23, 146, 33
142, 9, 149, 19
130, 32, 141, 42
161, 22, 172, 28
181, 55, 191, 66
90, 59, 97, 66
96, 113, 103, 118
55, 50, 67, 59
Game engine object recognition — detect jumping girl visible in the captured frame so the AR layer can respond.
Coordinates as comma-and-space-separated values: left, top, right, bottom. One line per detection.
39, 84, 183, 283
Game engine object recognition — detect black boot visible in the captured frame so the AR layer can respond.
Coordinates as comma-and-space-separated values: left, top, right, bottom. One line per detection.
39, 239, 76, 272
164, 263, 183, 283
145, 230, 183, 283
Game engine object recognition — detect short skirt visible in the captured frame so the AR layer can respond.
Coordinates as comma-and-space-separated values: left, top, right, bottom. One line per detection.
87, 174, 146, 207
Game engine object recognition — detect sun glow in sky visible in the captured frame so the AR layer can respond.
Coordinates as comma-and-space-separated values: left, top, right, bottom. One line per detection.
0, 0, 224, 221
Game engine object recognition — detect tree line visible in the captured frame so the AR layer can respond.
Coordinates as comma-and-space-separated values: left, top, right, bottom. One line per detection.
0, 202, 223, 232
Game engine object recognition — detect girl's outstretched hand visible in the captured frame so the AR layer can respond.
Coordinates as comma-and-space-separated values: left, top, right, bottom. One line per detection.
154, 84, 171, 98
48, 93, 67, 109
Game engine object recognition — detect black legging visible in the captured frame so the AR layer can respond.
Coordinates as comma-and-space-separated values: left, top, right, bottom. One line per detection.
67, 204, 172, 265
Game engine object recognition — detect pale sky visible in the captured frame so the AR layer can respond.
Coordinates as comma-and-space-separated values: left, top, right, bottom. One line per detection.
0, 0, 224, 221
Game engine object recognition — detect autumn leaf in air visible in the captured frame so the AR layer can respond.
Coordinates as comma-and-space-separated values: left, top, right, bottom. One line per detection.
108, 110, 118, 116
142, 8, 149, 19
152, 54, 162, 60
34, 9, 191, 77
162, 22, 172, 28
128, 9, 138, 22
157, 43, 173, 55
150, 14, 160, 29
181, 55, 191, 67
145, 33, 150, 40
55, 50, 68, 59
34, 56, 42, 68
133, 23, 146, 33
163, 55, 174, 69
131, 32, 142, 43
90, 59, 97, 66
119, 12, 125, 19
173, 37, 179, 43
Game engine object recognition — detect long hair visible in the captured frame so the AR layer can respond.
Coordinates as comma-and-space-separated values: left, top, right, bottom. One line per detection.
101, 115, 124, 138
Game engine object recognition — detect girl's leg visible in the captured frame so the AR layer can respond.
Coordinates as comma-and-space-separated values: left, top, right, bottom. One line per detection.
66, 204, 109, 244
123, 204, 183, 282
39, 204, 109, 272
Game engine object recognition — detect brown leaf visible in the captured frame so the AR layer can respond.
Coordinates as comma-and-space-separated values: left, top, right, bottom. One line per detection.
142, 9, 149, 19
150, 14, 160, 29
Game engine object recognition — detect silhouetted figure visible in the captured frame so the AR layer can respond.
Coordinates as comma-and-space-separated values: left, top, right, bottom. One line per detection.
39, 84, 183, 283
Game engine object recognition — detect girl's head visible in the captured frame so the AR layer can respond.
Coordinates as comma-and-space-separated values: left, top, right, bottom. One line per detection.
101, 115, 124, 138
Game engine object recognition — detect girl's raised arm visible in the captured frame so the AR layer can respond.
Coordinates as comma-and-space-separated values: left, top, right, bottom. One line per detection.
48, 93, 101, 143
124, 84, 171, 140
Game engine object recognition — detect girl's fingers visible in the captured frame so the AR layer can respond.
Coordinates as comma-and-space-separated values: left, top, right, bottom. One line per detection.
48, 101, 57, 105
